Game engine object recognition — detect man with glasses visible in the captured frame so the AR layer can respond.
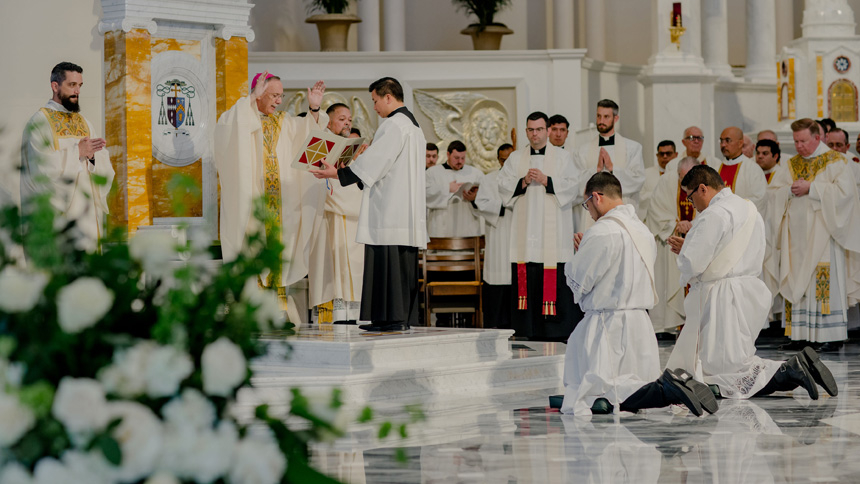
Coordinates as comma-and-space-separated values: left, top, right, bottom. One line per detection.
498, 111, 583, 341
215, 72, 329, 322
638, 140, 677, 221
665, 126, 711, 175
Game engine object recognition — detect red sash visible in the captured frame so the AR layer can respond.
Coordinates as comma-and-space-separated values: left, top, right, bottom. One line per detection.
765, 172, 774, 184
719, 163, 741, 191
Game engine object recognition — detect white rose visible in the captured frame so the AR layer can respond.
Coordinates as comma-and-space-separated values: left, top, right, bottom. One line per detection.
144, 345, 193, 398
144, 473, 180, 484
52, 378, 109, 434
98, 343, 151, 398
0, 266, 47, 313
294, 389, 350, 442
190, 421, 238, 483
57, 277, 114, 333
0, 393, 35, 447
33, 452, 114, 484
229, 434, 286, 484
161, 388, 215, 431
0, 462, 33, 484
129, 231, 177, 279
241, 279, 285, 330
201, 338, 246, 397
107, 402, 162, 483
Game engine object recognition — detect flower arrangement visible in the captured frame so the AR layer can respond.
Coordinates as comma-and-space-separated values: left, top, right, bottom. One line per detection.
0, 143, 373, 483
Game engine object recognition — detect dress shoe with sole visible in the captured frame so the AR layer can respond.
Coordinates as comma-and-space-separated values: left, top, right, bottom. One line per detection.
817, 341, 844, 353
591, 398, 613, 414
800, 346, 838, 396
661, 368, 718, 416
783, 355, 819, 400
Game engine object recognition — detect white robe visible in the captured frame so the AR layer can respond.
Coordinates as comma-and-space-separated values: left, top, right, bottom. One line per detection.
576, 134, 645, 231
668, 188, 782, 398
561, 204, 660, 415
21, 101, 115, 250
637, 165, 663, 221
474, 169, 512, 285
497, 146, 580, 263
644, 171, 687, 331
425, 163, 484, 237
712, 154, 767, 212
766, 143, 860, 342
214, 96, 329, 288
349, 109, 427, 248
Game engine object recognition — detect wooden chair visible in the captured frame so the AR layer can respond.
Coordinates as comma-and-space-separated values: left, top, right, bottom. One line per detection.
422, 236, 484, 328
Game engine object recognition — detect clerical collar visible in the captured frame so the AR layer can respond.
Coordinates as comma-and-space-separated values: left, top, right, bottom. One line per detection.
599, 134, 615, 146
530, 146, 546, 155
442, 163, 453, 170
388, 106, 420, 128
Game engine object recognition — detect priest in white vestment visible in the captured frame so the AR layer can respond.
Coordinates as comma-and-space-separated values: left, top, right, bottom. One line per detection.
474, 143, 514, 329
308, 103, 365, 323
497, 112, 583, 341
554, 172, 716, 416
665, 126, 714, 174
713, 127, 767, 211
645, 157, 700, 333
755, 139, 783, 321
311, 77, 426, 332
576, 99, 645, 232
425, 140, 484, 237
21, 62, 115, 252
215, 72, 329, 323
667, 165, 836, 400
767, 119, 860, 352
638, 140, 677, 221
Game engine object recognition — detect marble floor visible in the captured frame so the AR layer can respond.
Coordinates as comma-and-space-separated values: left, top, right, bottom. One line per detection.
310, 336, 860, 483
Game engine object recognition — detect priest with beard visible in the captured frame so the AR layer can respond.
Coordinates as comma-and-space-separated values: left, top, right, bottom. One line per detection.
425, 140, 484, 237
21, 62, 115, 252
497, 111, 583, 341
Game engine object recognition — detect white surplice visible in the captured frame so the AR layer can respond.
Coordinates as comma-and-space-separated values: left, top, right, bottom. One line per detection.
668, 188, 782, 398
576, 134, 645, 231
425, 163, 484, 237
214, 96, 329, 288
474, 168, 512, 284
766, 143, 860, 342
21, 101, 115, 250
561, 204, 660, 415
712, 155, 767, 212
637, 165, 664, 221
644, 171, 687, 331
349, 109, 427, 248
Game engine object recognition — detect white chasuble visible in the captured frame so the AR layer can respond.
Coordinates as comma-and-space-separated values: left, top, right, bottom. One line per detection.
214, 96, 329, 289
576, 134, 645, 232
668, 189, 781, 398
637, 165, 664, 221
766, 144, 860, 342
561, 205, 660, 415
425, 163, 484, 237
474, 169, 512, 285
21, 101, 115, 250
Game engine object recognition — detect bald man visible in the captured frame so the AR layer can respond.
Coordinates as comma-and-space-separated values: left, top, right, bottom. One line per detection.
665, 126, 712, 174
757, 129, 778, 145
715, 126, 767, 211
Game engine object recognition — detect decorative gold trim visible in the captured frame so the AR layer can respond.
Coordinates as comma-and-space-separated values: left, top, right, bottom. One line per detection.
788, 150, 843, 182
262, 112, 286, 287
40, 108, 90, 150
789, 58, 796, 119
815, 263, 830, 315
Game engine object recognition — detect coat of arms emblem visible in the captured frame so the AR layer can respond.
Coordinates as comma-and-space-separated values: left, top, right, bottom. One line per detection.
156, 79, 196, 135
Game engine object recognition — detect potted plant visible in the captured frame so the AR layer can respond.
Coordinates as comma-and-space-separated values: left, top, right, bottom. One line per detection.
453, 0, 513, 50
305, 0, 362, 52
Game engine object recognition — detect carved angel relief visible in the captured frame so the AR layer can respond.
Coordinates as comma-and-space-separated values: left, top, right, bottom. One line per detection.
283, 91, 378, 142
413, 89, 511, 173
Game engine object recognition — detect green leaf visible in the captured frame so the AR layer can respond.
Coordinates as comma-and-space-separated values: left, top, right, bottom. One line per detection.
357, 406, 373, 423
17, 381, 55, 418
395, 447, 408, 464
377, 421, 392, 440
90, 174, 109, 186
398, 423, 408, 439
97, 436, 122, 465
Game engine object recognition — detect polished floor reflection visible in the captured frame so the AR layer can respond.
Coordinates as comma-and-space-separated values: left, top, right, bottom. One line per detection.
312, 337, 860, 483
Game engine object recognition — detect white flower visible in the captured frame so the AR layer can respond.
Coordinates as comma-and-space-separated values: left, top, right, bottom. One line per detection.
229, 434, 286, 484
0, 462, 33, 484
0, 266, 47, 313
201, 337, 246, 397
0, 393, 35, 447
161, 388, 215, 431
144, 345, 193, 398
159, 420, 237, 483
57, 277, 114, 333
52, 378, 109, 434
129, 230, 177, 279
98, 343, 150, 398
241, 279, 285, 330
294, 389, 350, 442
144, 473, 180, 484
33, 452, 114, 484
107, 402, 163, 483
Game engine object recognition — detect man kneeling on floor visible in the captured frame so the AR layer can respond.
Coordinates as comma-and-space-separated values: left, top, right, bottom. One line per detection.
550, 173, 718, 416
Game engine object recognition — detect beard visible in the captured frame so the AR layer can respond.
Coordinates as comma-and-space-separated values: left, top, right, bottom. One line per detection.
596, 121, 614, 134
337, 126, 350, 137
59, 93, 80, 113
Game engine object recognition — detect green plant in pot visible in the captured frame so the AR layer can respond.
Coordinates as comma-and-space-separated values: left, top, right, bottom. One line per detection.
453, 0, 514, 50
305, 0, 362, 52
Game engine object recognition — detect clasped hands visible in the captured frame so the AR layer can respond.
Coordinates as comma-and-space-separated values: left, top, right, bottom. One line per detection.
597, 147, 613, 172
790, 178, 810, 197
521, 168, 548, 189
78, 136, 106, 161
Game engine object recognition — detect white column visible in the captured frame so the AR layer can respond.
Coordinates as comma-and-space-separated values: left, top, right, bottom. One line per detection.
382, 0, 406, 51
745, 0, 777, 82
553, 0, 575, 49
701, 0, 733, 78
584, 0, 605, 60
358, 0, 380, 51
775, 2, 794, 52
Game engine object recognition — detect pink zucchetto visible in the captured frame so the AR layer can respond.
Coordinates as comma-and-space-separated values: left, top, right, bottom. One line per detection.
251, 72, 275, 90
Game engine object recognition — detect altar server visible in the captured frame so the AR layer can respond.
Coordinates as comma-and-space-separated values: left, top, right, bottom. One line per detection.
556, 172, 716, 416
311, 77, 427, 332
21, 62, 115, 251
667, 165, 837, 400
425, 140, 484, 237
497, 111, 583, 341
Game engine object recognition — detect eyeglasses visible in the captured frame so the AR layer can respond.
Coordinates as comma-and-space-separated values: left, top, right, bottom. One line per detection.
581, 192, 603, 210
684, 136, 704, 141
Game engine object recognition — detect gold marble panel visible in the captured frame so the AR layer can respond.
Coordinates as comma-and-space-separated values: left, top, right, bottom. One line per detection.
150, 159, 203, 217
151, 38, 201, 59
124, 29, 153, 233
104, 31, 128, 229
215, 37, 248, 118
817, 55, 824, 118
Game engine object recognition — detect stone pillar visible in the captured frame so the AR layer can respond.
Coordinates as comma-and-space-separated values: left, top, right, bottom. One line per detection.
584, 0, 605, 60
775, 2, 794, 52
745, 0, 777, 82
382, 0, 406, 51
358, 0, 380, 51
553, 0, 575, 49
702, 0, 733, 78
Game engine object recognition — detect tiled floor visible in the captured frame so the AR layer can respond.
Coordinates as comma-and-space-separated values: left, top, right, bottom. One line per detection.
312, 337, 860, 483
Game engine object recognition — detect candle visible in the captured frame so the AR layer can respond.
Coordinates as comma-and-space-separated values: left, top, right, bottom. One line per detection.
673, 2, 682, 27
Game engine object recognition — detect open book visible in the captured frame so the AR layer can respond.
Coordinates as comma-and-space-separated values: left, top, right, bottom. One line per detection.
292, 130, 365, 171
454, 182, 480, 199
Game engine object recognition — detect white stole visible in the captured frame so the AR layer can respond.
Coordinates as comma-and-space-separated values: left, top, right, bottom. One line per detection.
602, 211, 658, 303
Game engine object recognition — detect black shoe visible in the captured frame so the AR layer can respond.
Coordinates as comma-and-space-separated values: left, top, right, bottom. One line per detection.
783, 355, 819, 400
708, 384, 722, 398
800, 347, 838, 396
661, 368, 719, 416
591, 398, 613, 414
780, 340, 808, 351
817, 341, 844, 353
358, 322, 408, 332
549, 395, 563, 409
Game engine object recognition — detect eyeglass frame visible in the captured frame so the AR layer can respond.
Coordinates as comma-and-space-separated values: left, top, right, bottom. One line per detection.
683, 135, 705, 141
581, 192, 603, 210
